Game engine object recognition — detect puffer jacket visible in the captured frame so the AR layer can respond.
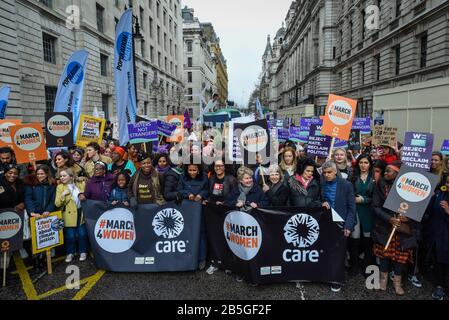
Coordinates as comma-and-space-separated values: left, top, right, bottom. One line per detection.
24, 175, 57, 215
164, 167, 183, 201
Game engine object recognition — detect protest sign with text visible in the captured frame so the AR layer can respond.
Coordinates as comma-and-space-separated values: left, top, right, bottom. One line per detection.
9, 123, 47, 164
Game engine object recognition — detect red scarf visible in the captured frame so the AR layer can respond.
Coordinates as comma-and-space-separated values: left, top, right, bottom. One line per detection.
296, 174, 313, 188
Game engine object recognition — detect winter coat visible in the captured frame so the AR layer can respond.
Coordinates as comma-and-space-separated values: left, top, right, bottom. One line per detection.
24, 176, 57, 215
288, 176, 322, 208
55, 181, 86, 227
128, 169, 165, 205
265, 181, 290, 206
224, 183, 269, 208
372, 177, 419, 250
353, 174, 375, 233
178, 173, 209, 200
84, 173, 114, 202
109, 187, 130, 204
321, 176, 357, 231
425, 191, 449, 264
0, 175, 24, 209
107, 160, 136, 177
208, 175, 237, 203
163, 167, 183, 201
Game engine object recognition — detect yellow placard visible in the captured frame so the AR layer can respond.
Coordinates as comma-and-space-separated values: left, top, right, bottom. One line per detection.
76, 114, 106, 148
30, 211, 64, 255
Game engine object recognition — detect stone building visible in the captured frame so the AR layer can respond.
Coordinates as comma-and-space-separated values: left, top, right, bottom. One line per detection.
181, 6, 217, 120
0, 0, 185, 123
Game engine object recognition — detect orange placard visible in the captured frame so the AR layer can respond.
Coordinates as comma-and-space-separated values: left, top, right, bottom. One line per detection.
321, 94, 357, 141
0, 119, 22, 148
166, 115, 184, 143
9, 123, 47, 164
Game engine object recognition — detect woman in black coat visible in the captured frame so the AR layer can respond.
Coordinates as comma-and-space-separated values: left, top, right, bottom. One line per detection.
207, 159, 237, 205
0, 164, 25, 211
372, 161, 419, 296
262, 164, 289, 206
24, 165, 57, 218
288, 157, 322, 208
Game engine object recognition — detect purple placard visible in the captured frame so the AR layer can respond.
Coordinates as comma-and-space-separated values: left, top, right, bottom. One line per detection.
128, 121, 158, 142
352, 117, 371, 134
299, 118, 322, 143
307, 124, 332, 157
441, 140, 449, 156
157, 120, 177, 137
277, 128, 289, 142
401, 132, 434, 170
289, 126, 301, 142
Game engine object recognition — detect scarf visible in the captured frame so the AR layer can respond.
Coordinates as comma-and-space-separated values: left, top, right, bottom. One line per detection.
296, 174, 313, 189
237, 183, 253, 203
156, 165, 171, 174
68, 184, 81, 209
268, 181, 283, 196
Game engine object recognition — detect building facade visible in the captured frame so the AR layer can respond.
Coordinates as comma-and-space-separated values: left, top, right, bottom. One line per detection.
181, 7, 217, 120
0, 0, 185, 123
258, 0, 449, 126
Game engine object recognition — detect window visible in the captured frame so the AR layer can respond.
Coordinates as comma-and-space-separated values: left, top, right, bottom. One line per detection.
100, 54, 108, 76
170, 61, 173, 74
115, 17, 119, 27
375, 54, 381, 81
361, 10, 366, 40
349, 20, 353, 49
45, 86, 57, 112
174, 23, 177, 37
149, 17, 153, 38
144, 101, 149, 115
186, 40, 192, 52
39, 0, 52, 8
101, 94, 110, 120
150, 46, 154, 62
188, 88, 193, 100
420, 33, 427, 68
174, 4, 177, 15
143, 72, 148, 89
164, 57, 167, 71
175, 64, 178, 76
164, 33, 167, 50
188, 72, 192, 83
394, 45, 400, 75
360, 62, 365, 85
42, 33, 56, 64
148, 0, 153, 10
141, 39, 146, 57
188, 57, 192, 67
170, 39, 173, 56
157, 26, 161, 44
163, 10, 167, 26
175, 44, 177, 57
169, 17, 173, 33
96, 3, 104, 33
395, 0, 401, 18
140, 7, 145, 31
115, 0, 119, 8
348, 67, 352, 89
156, 1, 160, 18
158, 52, 161, 66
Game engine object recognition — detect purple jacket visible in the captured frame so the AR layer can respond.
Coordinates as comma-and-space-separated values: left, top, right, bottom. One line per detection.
84, 173, 114, 202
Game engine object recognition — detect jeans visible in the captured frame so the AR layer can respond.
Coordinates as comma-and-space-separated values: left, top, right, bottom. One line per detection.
379, 258, 405, 276
64, 209, 88, 255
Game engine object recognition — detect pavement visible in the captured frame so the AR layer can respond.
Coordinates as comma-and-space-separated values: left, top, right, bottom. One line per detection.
0, 252, 439, 301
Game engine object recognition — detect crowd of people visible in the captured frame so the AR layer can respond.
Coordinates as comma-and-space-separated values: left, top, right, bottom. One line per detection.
0, 128, 448, 300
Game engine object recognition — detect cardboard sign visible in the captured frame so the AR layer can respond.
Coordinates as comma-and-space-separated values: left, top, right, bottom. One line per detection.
9, 123, 47, 164
307, 124, 332, 157
30, 212, 64, 255
128, 121, 158, 144
76, 114, 106, 147
402, 132, 434, 170
0, 209, 24, 252
383, 166, 440, 222
166, 115, 184, 143
45, 112, 74, 148
441, 140, 449, 156
372, 126, 398, 148
321, 94, 357, 141
0, 119, 22, 148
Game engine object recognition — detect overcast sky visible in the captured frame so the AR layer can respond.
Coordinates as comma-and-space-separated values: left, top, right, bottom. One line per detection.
183, 0, 293, 107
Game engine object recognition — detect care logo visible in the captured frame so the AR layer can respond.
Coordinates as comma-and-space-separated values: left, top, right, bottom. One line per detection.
283, 213, 320, 263
47, 115, 72, 137
0, 211, 22, 239
94, 208, 136, 253
62, 61, 84, 87
223, 211, 262, 261
396, 172, 432, 202
328, 99, 353, 126
152, 208, 184, 239
14, 127, 42, 151
240, 125, 268, 153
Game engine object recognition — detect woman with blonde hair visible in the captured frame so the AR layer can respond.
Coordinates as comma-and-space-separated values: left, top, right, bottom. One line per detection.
332, 147, 353, 181
279, 147, 297, 180
55, 168, 88, 263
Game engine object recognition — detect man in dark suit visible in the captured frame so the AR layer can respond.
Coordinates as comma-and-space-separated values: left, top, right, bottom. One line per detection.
321, 161, 356, 292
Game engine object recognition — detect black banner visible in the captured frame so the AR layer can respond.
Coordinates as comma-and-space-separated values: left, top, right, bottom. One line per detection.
0, 209, 24, 253
204, 204, 346, 284
234, 119, 271, 166
44, 112, 74, 147
83, 200, 201, 272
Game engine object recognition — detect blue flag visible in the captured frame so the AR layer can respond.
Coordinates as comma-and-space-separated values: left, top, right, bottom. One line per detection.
53, 50, 89, 141
115, 9, 137, 145
0, 85, 11, 120
256, 98, 264, 119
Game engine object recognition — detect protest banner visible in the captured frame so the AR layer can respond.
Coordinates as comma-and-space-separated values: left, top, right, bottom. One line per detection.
372, 126, 398, 148
348, 130, 361, 150
234, 119, 270, 166
127, 121, 158, 144
45, 112, 74, 148
277, 128, 289, 142
401, 132, 434, 170
166, 115, 185, 143
289, 126, 301, 142
75, 114, 106, 148
157, 120, 177, 137
321, 94, 357, 141
0, 209, 24, 286
83, 200, 201, 272
227, 115, 256, 162
30, 212, 64, 274
9, 123, 47, 164
0, 119, 22, 148
441, 140, 449, 156
298, 118, 322, 143
307, 124, 332, 157
352, 117, 371, 135
204, 203, 346, 284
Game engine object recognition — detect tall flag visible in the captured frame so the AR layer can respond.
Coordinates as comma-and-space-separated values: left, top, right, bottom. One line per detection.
114, 8, 137, 145
184, 109, 192, 130
256, 98, 264, 119
0, 85, 11, 119
53, 50, 89, 140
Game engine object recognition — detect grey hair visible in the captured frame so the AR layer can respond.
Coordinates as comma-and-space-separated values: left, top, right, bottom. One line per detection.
268, 164, 284, 182
321, 161, 337, 172
237, 166, 254, 182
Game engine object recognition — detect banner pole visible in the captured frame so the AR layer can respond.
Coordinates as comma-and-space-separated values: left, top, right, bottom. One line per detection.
327, 137, 336, 161
259, 165, 266, 186
46, 249, 52, 275
2, 251, 7, 287
384, 227, 397, 251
